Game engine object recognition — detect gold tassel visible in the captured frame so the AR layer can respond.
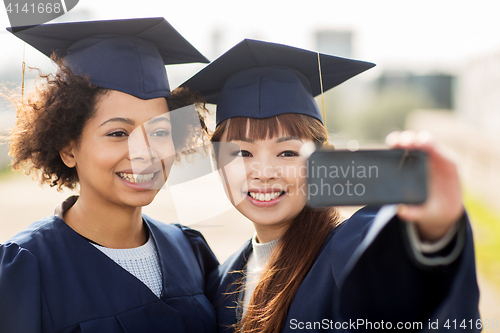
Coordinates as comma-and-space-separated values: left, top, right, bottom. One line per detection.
317, 52, 328, 140
22, 43, 26, 102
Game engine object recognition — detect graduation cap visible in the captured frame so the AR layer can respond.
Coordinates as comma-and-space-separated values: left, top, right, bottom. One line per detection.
8, 17, 209, 99
181, 39, 375, 126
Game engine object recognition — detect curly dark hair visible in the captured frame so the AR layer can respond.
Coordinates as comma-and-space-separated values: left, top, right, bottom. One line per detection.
9, 56, 209, 190
166, 86, 210, 159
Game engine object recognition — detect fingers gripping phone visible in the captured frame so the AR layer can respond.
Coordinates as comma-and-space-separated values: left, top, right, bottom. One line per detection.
307, 149, 428, 207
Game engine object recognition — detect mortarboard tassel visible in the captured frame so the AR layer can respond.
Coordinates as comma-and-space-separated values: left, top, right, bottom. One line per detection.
21, 42, 26, 102
317, 52, 328, 140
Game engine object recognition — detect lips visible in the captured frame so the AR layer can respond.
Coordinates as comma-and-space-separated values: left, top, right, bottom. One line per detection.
117, 161, 166, 185
117, 172, 156, 184
248, 191, 285, 202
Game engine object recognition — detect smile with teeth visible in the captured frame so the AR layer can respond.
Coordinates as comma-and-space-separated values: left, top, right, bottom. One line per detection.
248, 191, 285, 202
118, 172, 156, 183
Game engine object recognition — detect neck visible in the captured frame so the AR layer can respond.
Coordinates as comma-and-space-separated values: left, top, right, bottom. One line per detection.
64, 192, 147, 249
253, 222, 290, 244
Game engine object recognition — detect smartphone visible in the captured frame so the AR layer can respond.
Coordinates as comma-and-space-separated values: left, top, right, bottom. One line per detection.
306, 149, 427, 207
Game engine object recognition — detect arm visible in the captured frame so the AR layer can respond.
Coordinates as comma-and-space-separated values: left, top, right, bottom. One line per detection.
0, 243, 50, 333
174, 224, 220, 302
336, 131, 480, 332
387, 130, 463, 242
337, 212, 479, 332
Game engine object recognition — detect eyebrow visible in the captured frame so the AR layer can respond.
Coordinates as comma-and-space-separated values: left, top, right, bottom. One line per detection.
276, 136, 303, 143
145, 116, 171, 125
99, 116, 171, 128
234, 137, 303, 143
99, 117, 134, 127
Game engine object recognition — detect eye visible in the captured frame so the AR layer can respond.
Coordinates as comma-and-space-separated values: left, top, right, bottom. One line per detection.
150, 129, 171, 137
278, 150, 299, 157
232, 150, 252, 157
107, 130, 128, 138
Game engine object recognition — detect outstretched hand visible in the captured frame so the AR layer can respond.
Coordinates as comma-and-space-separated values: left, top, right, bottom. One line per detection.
386, 131, 464, 241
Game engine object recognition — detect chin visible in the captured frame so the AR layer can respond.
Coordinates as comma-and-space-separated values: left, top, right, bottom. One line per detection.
246, 214, 285, 227
121, 192, 158, 208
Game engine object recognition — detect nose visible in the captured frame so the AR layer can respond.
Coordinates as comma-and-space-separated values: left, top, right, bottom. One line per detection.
249, 158, 280, 182
128, 145, 158, 163
128, 125, 158, 164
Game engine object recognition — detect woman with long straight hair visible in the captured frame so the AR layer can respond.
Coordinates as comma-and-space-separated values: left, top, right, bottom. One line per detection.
183, 39, 480, 332
0, 18, 218, 333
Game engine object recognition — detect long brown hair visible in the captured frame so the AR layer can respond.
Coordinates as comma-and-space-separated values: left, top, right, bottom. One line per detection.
211, 113, 340, 333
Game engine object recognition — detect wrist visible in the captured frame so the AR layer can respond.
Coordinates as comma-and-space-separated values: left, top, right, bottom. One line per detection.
415, 209, 464, 242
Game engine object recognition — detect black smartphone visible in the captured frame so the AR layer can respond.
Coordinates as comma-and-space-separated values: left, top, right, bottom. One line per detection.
306, 149, 427, 207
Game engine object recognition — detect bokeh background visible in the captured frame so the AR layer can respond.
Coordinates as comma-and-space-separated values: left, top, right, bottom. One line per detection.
1, 0, 499, 324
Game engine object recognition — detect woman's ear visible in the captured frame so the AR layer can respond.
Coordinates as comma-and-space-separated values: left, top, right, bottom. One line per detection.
59, 142, 77, 168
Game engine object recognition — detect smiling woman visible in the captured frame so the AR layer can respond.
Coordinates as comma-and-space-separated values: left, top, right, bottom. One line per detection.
183, 39, 480, 333
0, 18, 218, 333
212, 114, 327, 243
57, 90, 175, 247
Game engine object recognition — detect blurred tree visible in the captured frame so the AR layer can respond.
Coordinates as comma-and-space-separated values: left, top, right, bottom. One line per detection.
320, 71, 455, 144
351, 85, 437, 140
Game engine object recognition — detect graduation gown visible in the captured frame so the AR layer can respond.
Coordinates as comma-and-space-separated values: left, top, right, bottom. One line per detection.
211, 206, 480, 332
0, 215, 218, 333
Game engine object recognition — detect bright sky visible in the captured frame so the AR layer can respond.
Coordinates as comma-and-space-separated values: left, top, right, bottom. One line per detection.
1, 0, 500, 87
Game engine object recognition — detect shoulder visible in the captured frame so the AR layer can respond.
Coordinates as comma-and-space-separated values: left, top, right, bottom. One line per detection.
0, 241, 40, 273
1, 215, 69, 278
219, 240, 251, 276
333, 205, 382, 238
210, 240, 250, 300
323, 206, 384, 275
2, 215, 62, 250
0, 220, 52, 284
343, 205, 381, 226
143, 215, 218, 271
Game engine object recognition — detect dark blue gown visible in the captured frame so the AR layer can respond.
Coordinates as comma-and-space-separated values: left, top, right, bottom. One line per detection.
0, 215, 218, 333
210, 206, 480, 332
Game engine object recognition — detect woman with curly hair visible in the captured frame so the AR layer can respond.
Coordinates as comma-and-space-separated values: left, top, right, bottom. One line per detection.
183, 39, 480, 332
0, 18, 218, 333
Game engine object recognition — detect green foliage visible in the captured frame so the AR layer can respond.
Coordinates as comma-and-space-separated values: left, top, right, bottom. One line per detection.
350, 86, 437, 141
464, 190, 500, 293
322, 84, 439, 143
0, 163, 16, 181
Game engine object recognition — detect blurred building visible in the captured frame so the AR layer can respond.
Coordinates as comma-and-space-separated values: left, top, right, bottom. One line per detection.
376, 71, 455, 109
456, 51, 500, 132
312, 29, 458, 145
209, 28, 224, 61
406, 48, 500, 211
313, 29, 376, 145
315, 30, 353, 58
53, 8, 94, 22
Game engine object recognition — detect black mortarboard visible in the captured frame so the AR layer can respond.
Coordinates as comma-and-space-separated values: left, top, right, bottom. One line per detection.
181, 39, 375, 126
8, 17, 209, 99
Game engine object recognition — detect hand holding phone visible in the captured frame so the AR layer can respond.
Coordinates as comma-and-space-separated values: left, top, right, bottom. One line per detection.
307, 149, 428, 207
386, 131, 464, 241
307, 131, 465, 242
